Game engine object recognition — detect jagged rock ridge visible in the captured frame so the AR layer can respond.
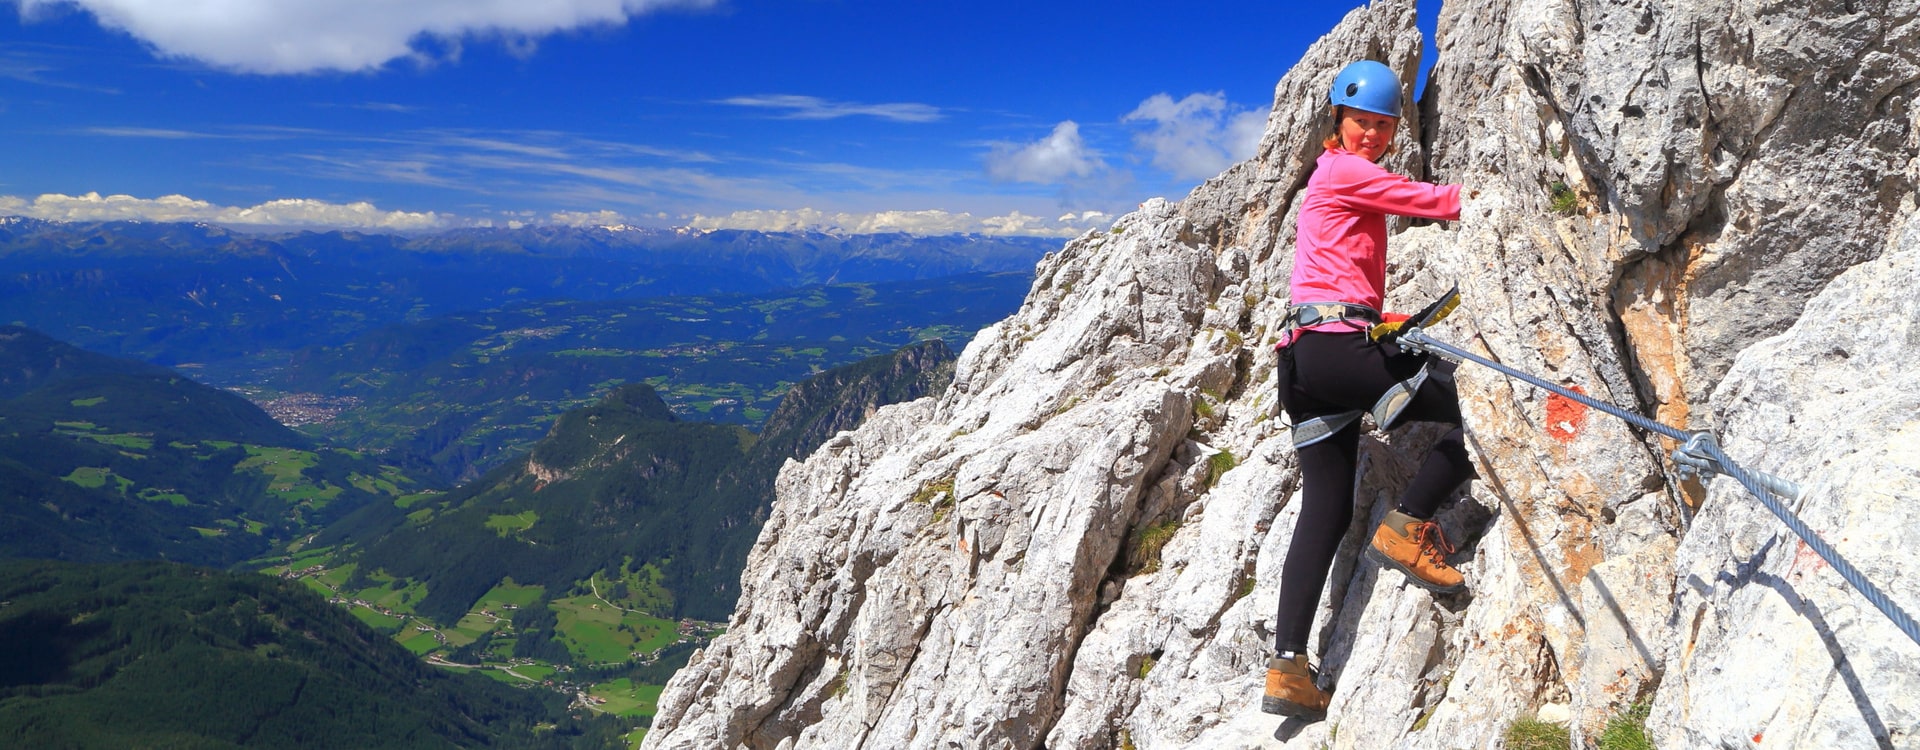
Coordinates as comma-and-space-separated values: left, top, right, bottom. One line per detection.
645, 0, 1920, 747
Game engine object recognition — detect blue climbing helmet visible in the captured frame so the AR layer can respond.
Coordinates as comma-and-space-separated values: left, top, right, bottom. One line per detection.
1329, 60, 1402, 118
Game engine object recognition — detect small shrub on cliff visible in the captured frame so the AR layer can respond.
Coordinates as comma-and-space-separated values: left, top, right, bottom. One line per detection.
1549, 181, 1578, 215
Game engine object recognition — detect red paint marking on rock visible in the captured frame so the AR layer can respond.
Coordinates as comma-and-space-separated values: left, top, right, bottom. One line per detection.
1545, 386, 1588, 443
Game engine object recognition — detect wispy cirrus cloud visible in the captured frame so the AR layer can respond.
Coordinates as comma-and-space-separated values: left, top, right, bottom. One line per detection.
717, 94, 944, 123
0, 46, 122, 93
14, 0, 720, 74
81, 126, 216, 139
688, 207, 1110, 237
80, 124, 337, 140
351, 102, 422, 113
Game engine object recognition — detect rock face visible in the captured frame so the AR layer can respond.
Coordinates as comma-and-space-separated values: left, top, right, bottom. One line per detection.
645, 0, 1920, 748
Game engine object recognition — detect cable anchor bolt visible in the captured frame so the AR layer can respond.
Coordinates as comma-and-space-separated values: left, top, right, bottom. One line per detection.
1670, 432, 1724, 483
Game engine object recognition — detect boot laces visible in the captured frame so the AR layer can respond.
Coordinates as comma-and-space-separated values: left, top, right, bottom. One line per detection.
1410, 520, 1456, 567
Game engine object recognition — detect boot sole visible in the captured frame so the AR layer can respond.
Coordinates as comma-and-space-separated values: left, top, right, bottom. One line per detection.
1262, 695, 1327, 720
1366, 545, 1466, 594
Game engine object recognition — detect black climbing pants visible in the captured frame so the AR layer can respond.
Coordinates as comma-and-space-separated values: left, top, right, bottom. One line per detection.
1271, 330, 1473, 655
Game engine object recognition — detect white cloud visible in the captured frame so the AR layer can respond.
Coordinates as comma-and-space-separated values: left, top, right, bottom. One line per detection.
0, 46, 122, 92
688, 207, 1111, 238
83, 126, 227, 139
2, 191, 448, 230
1122, 92, 1266, 180
546, 209, 628, 227
16, 0, 717, 74
717, 95, 944, 123
0, 191, 1115, 238
984, 121, 1107, 185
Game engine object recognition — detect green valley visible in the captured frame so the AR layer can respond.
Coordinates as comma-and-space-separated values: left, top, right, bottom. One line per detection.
221, 341, 955, 745
266, 271, 1027, 484
0, 221, 1031, 748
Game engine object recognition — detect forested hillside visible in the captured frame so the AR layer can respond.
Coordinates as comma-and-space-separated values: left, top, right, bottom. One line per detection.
310, 340, 955, 628
0, 326, 423, 566
0, 559, 626, 749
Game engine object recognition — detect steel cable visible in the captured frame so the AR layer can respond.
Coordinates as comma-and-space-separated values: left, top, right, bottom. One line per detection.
1399, 329, 1920, 648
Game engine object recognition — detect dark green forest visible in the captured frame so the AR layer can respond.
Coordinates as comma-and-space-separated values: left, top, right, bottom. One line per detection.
0, 560, 628, 749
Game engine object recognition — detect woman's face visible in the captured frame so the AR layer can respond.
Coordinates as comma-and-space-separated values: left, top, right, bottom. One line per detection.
1339, 109, 1399, 162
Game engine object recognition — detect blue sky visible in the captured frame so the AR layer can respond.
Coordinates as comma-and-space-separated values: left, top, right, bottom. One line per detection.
1, 0, 1435, 236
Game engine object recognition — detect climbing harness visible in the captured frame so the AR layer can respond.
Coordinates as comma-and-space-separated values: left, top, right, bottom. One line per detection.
1279, 302, 1381, 448
1283, 291, 1464, 450
1282, 302, 1381, 333
1388, 315, 1920, 648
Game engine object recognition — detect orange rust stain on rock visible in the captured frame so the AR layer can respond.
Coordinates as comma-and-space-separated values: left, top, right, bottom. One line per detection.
1564, 536, 1604, 585
1546, 386, 1589, 443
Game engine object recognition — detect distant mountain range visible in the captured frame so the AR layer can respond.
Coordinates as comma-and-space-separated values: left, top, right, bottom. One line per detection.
0, 218, 1056, 378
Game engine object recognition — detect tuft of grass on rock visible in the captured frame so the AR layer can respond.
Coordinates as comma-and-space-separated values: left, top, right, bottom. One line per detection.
909, 475, 954, 505
1549, 181, 1579, 215
1128, 519, 1183, 574
1505, 715, 1572, 750
911, 475, 957, 523
1205, 450, 1237, 488
1599, 700, 1655, 750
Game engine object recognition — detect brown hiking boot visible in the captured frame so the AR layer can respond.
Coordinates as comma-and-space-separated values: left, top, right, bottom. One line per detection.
1367, 509, 1466, 594
1262, 654, 1330, 719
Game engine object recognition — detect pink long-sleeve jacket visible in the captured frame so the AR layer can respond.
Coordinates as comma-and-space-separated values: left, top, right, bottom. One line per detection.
1283, 147, 1461, 345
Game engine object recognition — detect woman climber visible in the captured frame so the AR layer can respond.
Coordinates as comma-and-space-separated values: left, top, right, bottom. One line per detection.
1262, 60, 1477, 720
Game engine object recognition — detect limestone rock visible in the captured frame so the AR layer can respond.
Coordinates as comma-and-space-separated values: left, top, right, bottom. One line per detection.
645, 0, 1920, 747
1654, 209, 1920, 750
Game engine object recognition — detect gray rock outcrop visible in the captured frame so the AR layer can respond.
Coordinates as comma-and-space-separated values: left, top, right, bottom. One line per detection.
644, 0, 1920, 747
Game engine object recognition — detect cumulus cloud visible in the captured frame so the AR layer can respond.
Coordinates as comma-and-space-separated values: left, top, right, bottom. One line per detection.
984, 121, 1108, 185
1, 191, 448, 230
0, 191, 1116, 238
717, 95, 944, 123
688, 207, 1111, 238
15, 0, 717, 74
1122, 92, 1266, 180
